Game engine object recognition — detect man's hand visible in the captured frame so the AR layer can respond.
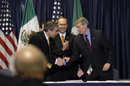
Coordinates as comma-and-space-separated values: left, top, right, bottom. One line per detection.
56, 58, 64, 66
62, 40, 69, 51
102, 63, 111, 71
63, 57, 70, 62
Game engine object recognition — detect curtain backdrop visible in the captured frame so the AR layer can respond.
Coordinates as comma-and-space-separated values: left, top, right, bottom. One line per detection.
0, 0, 129, 79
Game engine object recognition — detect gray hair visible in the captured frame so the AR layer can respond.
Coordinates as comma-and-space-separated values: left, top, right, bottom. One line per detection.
44, 21, 58, 32
75, 17, 89, 26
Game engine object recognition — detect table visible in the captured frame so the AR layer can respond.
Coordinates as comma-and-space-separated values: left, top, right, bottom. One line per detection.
44, 80, 130, 86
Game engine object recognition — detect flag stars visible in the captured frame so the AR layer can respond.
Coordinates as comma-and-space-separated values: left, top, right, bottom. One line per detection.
52, 15, 55, 18
6, 23, 8, 26
53, 6, 56, 9
7, 9, 9, 12
0, 0, 16, 37
6, 27, 8, 30
52, 0, 63, 21
4, 14, 6, 17
6, 32, 8, 35
54, 2, 57, 5
57, 16, 59, 18
6, 14, 9, 17
58, 2, 60, 5
3, 19, 5, 21
53, 11, 56, 14
10, 27, 12, 30
2, 27, 5, 30
58, 6, 60, 9
3, 23, 5, 26
7, 2, 9, 5
6, 18, 8, 21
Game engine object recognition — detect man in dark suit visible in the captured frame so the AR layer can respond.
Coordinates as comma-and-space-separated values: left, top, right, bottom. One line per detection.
28, 21, 64, 81
13, 44, 48, 86
52, 17, 79, 80
65, 17, 115, 81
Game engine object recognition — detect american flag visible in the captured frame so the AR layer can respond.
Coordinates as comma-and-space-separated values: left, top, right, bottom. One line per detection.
77, 66, 84, 78
52, 0, 63, 22
0, 0, 17, 69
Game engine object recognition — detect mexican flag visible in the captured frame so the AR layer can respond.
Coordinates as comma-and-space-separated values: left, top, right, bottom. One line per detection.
87, 65, 93, 76
17, 0, 39, 51
71, 0, 83, 35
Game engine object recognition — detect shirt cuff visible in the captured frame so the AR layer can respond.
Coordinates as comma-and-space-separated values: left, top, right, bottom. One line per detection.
63, 59, 66, 65
55, 59, 57, 64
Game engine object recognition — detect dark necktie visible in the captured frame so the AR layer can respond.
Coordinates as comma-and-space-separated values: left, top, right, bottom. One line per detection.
85, 35, 92, 53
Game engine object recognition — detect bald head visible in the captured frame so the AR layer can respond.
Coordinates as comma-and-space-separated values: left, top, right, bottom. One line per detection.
14, 44, 47, 79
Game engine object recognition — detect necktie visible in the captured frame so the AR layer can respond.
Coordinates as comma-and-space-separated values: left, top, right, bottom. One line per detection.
85, 35, 92, 53
47, 39, 51, 56
61, 35, 64, 45
61, 35, 65, 58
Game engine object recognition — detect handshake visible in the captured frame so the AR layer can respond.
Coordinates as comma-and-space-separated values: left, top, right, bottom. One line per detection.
56, 57, 70, 66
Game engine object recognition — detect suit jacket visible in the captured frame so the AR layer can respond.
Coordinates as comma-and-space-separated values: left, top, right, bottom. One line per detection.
66, 29, 115, 80
28, 31, 60, 79
52, 32, 75, 57
29, 31, 56, 65
52, 32, 78, 80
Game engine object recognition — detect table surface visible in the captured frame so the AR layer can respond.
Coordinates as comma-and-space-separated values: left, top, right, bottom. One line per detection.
44, 80, 130, 86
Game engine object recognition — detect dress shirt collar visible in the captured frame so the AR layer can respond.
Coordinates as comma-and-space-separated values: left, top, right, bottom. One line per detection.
83, 28, 90, 36
44, 31, 49, 40
83, 28, 91, 45
59, 32, 66, 39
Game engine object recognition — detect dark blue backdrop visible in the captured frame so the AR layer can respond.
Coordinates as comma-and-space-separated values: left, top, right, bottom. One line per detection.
0, 0, 130, 79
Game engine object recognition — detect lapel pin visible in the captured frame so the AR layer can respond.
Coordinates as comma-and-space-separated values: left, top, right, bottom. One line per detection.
93, 37, 95, 39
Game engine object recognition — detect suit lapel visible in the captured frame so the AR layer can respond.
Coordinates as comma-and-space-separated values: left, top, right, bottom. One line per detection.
42, 32, 50, 54
65, 32, 70, 41
90, 29, 96, 54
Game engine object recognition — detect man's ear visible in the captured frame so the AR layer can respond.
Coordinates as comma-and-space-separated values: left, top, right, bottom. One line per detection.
67, 24, 69, 27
